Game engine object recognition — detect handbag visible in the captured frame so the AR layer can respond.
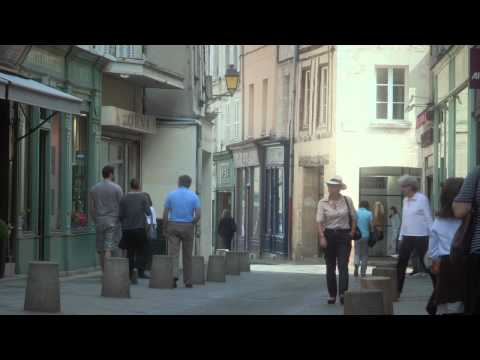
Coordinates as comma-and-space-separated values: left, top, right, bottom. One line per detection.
368, 231, 377, 247
451, 167, 480, 263
344, 196, 362, 241
145, 213, 157, 241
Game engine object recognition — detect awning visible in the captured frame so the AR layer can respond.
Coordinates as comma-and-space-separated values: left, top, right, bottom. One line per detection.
0, 71, 83, 115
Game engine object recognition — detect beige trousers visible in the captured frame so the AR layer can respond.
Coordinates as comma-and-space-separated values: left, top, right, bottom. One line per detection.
167, 222, 194, 285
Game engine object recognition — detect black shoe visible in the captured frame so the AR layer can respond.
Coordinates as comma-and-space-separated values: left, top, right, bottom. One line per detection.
354, 265, 359, 277
172, 277, 178, 288
185, 284, 193, 288
340, 296, 345, 305
327, 298, 336, 305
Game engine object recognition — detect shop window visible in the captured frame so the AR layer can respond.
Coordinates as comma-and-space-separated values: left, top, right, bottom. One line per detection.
50, 113, 61, 231
437, 107, 447, 182
71, 114, 88, 229
19, 104, 32, 231
252, 167, 261, 239
455, 88, 468, 177
376, 67, 406, 121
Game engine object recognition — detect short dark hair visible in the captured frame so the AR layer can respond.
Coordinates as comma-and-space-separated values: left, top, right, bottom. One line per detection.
178, 175, 192, 188
130, 179, 140, 190
390, 206, 398, 214
102, 165, 114, 179
359, 200, 370, 210
437, 177, 464, 218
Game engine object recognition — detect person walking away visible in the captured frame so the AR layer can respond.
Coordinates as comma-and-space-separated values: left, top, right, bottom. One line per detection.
396, 175, 435, 298
317, 175, 357, 305
354, 200, 373, 277
453, 166, 480, 314
217, 209, 236, 250
119, 179, 152, 280
89, 165, 123, 273
427, 178, 465, 315
372, 202, 385, 244
390, 206, 401, 254
163, 175, 201, 289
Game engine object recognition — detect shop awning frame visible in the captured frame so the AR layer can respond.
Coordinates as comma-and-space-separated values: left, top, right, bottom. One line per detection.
0, 71, 83, 115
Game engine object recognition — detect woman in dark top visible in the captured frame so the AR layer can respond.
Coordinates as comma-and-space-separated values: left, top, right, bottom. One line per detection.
217, 209, 236, 250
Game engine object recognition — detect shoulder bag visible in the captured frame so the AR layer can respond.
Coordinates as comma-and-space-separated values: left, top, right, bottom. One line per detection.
451, 167, 480, 263
344, 196, 362, 241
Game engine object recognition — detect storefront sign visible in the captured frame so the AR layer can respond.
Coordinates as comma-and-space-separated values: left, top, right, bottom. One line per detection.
101, 106, 156, 134
416, 109, 433, 129
265, 146, 285, 167
470, 48, 480, 89
421, 127, 434, 148
232, 147, 259, 168
216, 160, 234, 187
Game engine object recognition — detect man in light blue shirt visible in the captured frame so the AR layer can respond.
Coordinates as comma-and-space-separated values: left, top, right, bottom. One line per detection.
354, 200, 373, 277
163, 175, 201, 288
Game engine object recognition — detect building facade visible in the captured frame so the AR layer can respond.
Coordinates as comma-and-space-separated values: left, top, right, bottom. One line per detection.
292, 45, 431, 259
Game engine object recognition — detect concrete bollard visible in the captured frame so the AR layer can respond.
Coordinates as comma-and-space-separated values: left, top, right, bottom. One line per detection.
238, 252, 251, 272
226, 252, 240, 275
344, 289, 385, 315
372, 267, 398, 301
24, 261, 61, 313
215, 249, 229, 256
207, 255, 226, 282
101, 257, 130, 298
192, 256, 206, 285
149, 255, 174, 289
130, 269, 138, 285
360, 276, 394, 315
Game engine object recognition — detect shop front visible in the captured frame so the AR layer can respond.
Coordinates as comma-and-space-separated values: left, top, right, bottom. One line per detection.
212, 151, 235, 250
229, 141, 261, 255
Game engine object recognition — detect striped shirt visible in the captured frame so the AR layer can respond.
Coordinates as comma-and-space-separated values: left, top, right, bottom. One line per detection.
454, 166, 480, 254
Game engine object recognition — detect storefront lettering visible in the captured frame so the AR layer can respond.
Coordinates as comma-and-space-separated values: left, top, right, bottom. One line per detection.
266, 147, 284, 166
469, 48, 480, 89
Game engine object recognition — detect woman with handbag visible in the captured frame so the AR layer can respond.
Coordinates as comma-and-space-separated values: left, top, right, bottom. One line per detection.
427, 177, 465, 315
317, 175, 359, 305
354, 200, 373, 278
217, 209, 236, 251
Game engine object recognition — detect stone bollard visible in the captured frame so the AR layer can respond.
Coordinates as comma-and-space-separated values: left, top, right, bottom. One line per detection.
372, 267, 398, 301
24, 261, 61, 313
238, 252, 251, 273
130, 269, 138, 285
207, 255, 226, 282
149, 255, 174, 289
101, 257, 130, 298
226, 252, 240, 276
344, 289, 385, 315
215, 249, 229, 256
360, 276, 394, 315
192, 256, 206, 285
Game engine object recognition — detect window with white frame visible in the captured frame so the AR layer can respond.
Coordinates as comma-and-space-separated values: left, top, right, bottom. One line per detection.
225, 45, 231, 67
233, 100, 240, 140
316, 65, 328, 128
233, 45, 239, 70
225, 103, 231, 143
283, 74, 290, 129
213, 46, 219, 80
376, 67, 406, 121
299, 67, 311, 130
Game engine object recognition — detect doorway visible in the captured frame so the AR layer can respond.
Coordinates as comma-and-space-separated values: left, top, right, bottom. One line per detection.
38, 130, 49, 261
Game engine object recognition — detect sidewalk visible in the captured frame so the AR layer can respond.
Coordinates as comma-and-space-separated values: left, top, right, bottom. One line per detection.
0, 262, 432, 315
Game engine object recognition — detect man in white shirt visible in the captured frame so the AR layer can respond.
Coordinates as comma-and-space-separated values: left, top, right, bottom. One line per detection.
397, 175, 436, 297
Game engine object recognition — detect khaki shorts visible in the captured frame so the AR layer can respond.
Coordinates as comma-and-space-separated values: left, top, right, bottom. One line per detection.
96, 220, 121, 252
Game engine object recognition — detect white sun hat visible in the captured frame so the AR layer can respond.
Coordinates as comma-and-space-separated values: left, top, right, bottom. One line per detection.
326, 175, 347, 190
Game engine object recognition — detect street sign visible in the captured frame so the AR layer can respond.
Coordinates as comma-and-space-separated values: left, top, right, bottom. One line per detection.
469, 48, 480, 89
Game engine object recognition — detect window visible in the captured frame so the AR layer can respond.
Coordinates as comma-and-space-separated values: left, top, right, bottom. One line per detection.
19, 104, 32, 231
225, 103, 231, 142
262, 78, 268, 134
233, 45, 239, 70
248, 84, 254, 137
376, 67, 406, 121
225, 45, 231, 67
213, 45, 219, 79
283, 74, 290, 129
50, 113, 61, 231
299, 67, 311, 130
455, 88, 468, 177
71, 114, 88, 229
316, 65, 328, 128
252, 167, 261, 239
233, 100, 240, 140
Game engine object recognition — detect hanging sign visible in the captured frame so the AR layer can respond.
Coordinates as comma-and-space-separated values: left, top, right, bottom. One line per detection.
470, 48, 480, 89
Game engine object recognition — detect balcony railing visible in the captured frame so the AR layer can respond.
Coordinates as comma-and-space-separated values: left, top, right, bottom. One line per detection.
79, 45, 144, 60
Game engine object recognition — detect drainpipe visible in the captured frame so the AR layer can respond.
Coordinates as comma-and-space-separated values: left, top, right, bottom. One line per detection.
287, 46, 299, 261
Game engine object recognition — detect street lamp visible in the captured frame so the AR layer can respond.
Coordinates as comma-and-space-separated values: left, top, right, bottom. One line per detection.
224, 64, 240, 95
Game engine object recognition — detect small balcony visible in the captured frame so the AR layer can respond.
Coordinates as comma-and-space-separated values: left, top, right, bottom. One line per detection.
101, 106, 156, 135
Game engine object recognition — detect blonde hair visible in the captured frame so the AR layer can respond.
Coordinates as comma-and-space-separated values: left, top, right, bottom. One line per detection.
373, 202, 385, 225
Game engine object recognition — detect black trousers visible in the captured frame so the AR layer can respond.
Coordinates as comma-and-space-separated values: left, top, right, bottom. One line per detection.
122, 229, 147, 274
324, 229, 352, 298
397, 236, 435, 294
465, 254, 480, 315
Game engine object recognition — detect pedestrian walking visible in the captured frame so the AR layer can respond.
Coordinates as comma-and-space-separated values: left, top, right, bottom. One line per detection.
372, 201, 385, 242
217, 209, 236, 250
354, 200, 373, 277
317, 175, 357, 305
163, 175, 201, 289
89, 165, 123, 272
389, 206, 401, 254
453, 166, 480, 314
428, 177, 465, 315
119, 179, 152, 280
396, 175, 435, 298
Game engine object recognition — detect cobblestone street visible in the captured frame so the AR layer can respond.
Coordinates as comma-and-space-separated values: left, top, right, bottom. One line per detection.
0, 263, 432, 315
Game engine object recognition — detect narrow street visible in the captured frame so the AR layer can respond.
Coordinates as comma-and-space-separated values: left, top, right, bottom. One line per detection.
0, 263, 431, 315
